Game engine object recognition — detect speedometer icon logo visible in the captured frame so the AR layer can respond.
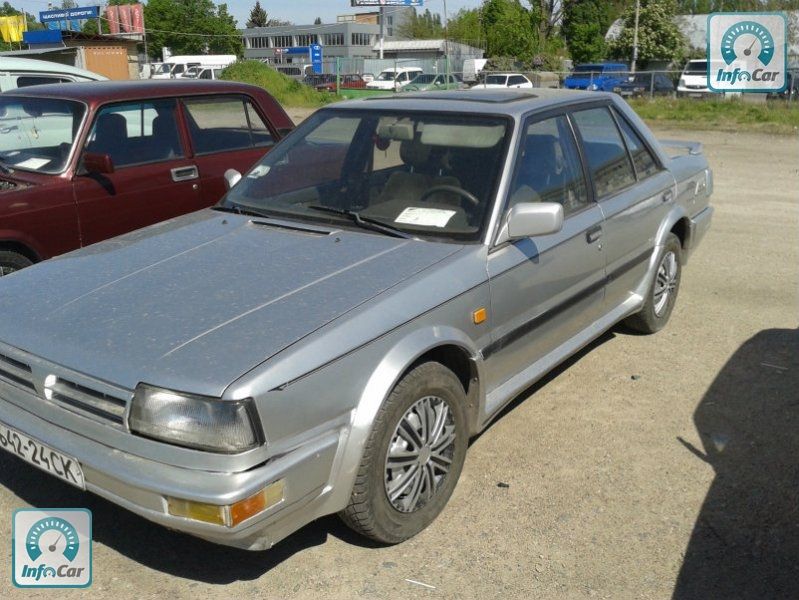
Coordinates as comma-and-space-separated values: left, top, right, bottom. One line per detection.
720, 20, 775, 66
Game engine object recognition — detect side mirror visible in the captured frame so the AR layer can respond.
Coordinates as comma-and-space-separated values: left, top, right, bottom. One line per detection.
495, 202, 564, 245
224, 168, 242, 190
83, 152, 114, 174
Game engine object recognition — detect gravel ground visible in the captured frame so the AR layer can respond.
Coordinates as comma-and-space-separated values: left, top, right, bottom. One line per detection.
1, 119, 797, 600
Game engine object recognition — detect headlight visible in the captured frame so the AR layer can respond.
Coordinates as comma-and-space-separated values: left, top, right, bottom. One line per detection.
589, 83, 599, 91
679, 78, 686, 87
129, 384, 261, 453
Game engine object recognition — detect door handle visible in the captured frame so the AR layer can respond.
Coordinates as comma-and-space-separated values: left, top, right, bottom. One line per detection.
662, 189, 674, 203
171, 165, 199, 182
586, 226, 603, 244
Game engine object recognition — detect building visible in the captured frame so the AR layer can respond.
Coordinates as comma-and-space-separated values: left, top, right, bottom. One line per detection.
241, 9, 413, 69
373, 40, 484, 62
1, 30, 140, 79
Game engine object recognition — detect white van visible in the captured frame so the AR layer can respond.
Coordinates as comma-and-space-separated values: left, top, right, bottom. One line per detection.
151, 55, 237, 79
0, 57, 106, 91
366, 67, 424, 90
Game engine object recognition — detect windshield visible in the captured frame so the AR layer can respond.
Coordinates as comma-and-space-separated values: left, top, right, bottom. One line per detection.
574, 65, 601, 73
485, 75, 508, 85
154, 63, 173, 74
410, 74, 436, 84
222, 109, 510, 242
375, 71, 396, 81
685, 61, 707, 74
0, 97, 85, 174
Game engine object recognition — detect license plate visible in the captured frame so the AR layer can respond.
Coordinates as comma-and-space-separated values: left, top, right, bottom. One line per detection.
620, 91, 633, 96
0, 420, 84, 489
690, 93, 703, 98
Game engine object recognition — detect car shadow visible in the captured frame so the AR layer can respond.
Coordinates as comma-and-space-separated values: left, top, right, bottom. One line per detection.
0, 451, 381, 583
673, 327, 799, 599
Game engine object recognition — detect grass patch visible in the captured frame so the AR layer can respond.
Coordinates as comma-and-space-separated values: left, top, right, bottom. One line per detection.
220, 60, 336, 108
629, 97, 799, 134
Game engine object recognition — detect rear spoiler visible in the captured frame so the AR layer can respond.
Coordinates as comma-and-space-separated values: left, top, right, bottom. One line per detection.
659, 139, 703, 157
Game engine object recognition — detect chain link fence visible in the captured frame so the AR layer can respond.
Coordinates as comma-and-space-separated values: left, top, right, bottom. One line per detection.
280, 58, 799, 103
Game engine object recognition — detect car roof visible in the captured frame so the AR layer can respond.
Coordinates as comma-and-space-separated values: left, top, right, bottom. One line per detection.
1, 79, 265, 103
0, 57, 107, 80
325, 88, 607, 117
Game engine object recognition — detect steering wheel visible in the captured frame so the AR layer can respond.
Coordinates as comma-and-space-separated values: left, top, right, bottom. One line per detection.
419, 184, 480, 207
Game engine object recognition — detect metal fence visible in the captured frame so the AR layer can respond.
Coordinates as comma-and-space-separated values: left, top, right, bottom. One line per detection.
285, 60, 799, 103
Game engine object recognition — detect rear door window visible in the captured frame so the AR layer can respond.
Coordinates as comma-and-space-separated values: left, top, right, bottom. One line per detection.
571, 107, 636, 199
613, 110, 660, 180
182, 95, 274, 154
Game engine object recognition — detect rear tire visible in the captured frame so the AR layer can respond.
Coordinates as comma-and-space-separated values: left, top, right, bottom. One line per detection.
339, 362, 468, 544
624, 233, 682, 334
0, 251, 32, 277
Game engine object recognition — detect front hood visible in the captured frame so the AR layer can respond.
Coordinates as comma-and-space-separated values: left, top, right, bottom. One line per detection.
0, 210, 460, 395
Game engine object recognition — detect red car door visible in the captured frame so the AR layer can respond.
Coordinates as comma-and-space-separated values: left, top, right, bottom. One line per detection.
180, 94, 279, 206
72, 98, 202, 246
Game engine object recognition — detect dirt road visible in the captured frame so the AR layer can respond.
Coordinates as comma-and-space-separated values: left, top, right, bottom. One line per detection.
1, 123, 797, 600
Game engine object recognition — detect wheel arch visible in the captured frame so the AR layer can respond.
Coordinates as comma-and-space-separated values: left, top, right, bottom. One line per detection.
0, 235, 42, 264
323, 327, 484, 513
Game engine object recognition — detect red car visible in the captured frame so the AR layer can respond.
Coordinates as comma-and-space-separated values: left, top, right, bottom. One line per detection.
315, 74, 368, 93
0, 80, 293, 275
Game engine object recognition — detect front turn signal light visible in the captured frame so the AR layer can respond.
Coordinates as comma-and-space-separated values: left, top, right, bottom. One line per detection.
167, 479, 285, 528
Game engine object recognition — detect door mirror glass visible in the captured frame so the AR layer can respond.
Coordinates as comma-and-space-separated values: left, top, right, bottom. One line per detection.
496, 202, 563, 244
82, 152, 114, 174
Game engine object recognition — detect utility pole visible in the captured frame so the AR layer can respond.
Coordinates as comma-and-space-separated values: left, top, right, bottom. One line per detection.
631, 0, 640, 74
379, 6, 384, 60
443, 0, 449, 83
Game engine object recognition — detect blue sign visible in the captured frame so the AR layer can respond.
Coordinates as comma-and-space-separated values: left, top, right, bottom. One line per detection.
23, 30, 63, 45
310, 43, 323, 74
39, 6, 100, 24
277, 46, 309, 55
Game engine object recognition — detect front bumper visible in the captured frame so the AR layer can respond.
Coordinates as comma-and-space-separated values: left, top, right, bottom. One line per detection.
0, 380, 340, 550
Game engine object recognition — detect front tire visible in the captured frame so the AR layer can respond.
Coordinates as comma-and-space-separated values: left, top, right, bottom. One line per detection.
624, 233, 682, 334
340, 362, 468, 544
0, 251, 33, 277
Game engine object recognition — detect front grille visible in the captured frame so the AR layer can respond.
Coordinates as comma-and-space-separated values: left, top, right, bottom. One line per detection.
47, 378, 128, 425
0, 352, 35, 391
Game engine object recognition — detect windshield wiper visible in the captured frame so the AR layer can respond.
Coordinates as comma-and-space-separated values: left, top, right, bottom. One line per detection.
307, 205, 413, 239
212, 204, 272, 219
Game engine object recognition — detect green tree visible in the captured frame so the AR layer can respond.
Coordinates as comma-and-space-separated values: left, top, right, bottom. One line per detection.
447, 8, 482, 46
561, 0, 622, 63
397, 8, 445, 39
144, 0, 242, 58
246, 1, 267, 28
607, 0, 686, 64
314, 17, 322, 25
482, 0, 537, 62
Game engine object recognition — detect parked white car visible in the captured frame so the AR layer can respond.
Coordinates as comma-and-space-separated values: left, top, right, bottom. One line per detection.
151, 55, 236, 79
677, 60, 721, 98
0, 57, 106, 91
471, 73, 533, 89
366, 67, 424, 90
